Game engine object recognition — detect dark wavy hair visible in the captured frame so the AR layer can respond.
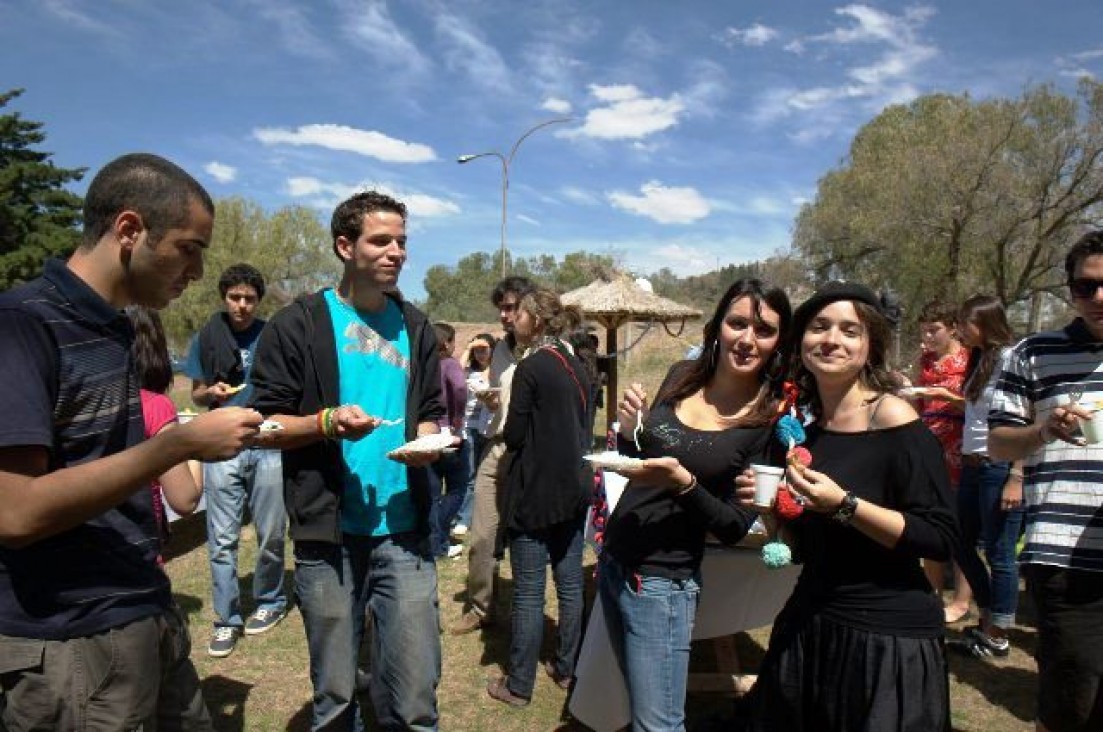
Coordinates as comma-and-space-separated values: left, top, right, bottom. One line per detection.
655, 278, 791, 427
791, 299, 897, 418
329, 190, 407, 259
218, 263, 266, 300
960, 295, 1014, 402
125, 305, 173, 394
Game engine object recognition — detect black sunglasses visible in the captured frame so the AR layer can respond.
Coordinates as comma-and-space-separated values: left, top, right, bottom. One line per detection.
1069, 278, 1103, 299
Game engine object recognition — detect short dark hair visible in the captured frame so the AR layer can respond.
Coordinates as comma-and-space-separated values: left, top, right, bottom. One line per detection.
82, 153, 213, 249
218, 263, 266, 300
918, 299, 957, 327
330, 191, 407, 258
433, 322, 456, 343
1065, 230, 1103, 281
125, 305, 173, 394
491, 276, 535, 306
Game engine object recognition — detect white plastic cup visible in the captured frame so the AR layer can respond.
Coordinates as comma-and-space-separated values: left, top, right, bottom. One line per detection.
750, 464, 786, 508
177, 411, 197, 425
1081, 411, 1103, 444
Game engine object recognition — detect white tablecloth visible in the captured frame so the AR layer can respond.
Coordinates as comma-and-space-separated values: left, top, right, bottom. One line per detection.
569, 541, 799, 731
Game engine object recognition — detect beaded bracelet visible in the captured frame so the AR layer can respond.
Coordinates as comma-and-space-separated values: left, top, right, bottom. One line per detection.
323, 408, 339, 439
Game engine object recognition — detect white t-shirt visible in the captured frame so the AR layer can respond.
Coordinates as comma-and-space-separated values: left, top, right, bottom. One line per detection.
961, 347, 1011, 456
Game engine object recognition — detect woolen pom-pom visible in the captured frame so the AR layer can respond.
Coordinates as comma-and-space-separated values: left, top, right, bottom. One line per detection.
762, 540, 792, 568
775, 486, 804, 521
775, 414, 806, 447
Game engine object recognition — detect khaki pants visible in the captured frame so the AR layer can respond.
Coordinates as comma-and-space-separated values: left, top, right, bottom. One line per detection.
464, 440, 508, 618
0, 606, 212, 731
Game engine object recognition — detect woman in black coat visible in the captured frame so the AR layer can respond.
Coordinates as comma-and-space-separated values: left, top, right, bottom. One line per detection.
487, 287, 592, 707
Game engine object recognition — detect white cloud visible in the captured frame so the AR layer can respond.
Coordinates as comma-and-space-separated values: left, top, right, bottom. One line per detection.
247, 0, 330, 59
516, 214, 540, 227
41, 0, 116, 35
542, 97, 572, 114
749, 4, 936, 130
285, 177, 459, 219
560, 186, 600, 206
343, 0, 430, 76
607, 181, 710, 224
203, 162, 237, 183
254, 124, 437, 163
1057, 48, 1103, 80
434, 11, 511, 92
645, 243, 715, 273
720, 23, 778, 48
569, 85, 685, 141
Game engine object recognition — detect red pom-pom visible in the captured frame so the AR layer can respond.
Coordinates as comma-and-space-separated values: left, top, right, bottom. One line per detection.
787, 446, 812, 468
775, 485, 804, 521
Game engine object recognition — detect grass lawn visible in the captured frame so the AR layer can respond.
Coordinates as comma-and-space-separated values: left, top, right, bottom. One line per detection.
164, 517, 1038, 731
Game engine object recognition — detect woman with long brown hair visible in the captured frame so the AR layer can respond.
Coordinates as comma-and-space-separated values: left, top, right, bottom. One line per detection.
953, 294, 1024, 658
603, 278, 791, 731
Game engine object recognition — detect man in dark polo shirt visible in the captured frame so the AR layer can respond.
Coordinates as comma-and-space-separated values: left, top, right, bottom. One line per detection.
0, 153, 265, 729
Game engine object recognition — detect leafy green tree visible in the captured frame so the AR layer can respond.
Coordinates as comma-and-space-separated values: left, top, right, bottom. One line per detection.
794, 81, 1103, 328
0, 89, 85, 289
421, 250, 614, 322
161, 197, 337, 347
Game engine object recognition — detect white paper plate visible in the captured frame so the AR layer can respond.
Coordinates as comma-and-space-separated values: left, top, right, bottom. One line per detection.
583, 451, 645, 471
387, 433, 456, 459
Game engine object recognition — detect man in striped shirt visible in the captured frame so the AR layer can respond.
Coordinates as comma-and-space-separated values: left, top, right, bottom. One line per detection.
989, 229, 1103, 732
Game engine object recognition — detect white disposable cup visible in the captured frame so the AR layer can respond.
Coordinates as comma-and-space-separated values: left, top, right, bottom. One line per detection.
750, 464, 786, 507
1081, 411, 1103, 444
177, 411, 197, 425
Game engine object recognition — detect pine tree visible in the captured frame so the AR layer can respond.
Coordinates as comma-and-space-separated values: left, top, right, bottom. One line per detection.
0, 88, 85, 289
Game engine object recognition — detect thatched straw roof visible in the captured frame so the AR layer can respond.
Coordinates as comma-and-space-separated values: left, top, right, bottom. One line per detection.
561, 275, 702, 329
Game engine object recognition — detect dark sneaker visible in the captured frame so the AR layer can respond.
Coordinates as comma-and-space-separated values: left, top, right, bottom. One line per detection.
244, 608, 286, 636
208, 626, 241, 658
487, 677, 530, 707
960, 625, 1010, 658
544, 660, 571, 690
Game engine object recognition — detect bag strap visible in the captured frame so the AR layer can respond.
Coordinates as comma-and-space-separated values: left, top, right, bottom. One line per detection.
541, 345, 587, 412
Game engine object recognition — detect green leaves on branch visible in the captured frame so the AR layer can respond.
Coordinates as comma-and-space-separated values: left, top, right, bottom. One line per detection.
794, 80, 1103, 327
0, 88, 85, 290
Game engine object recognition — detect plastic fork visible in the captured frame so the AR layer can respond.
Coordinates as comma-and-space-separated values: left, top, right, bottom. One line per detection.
633, 411, 644, 452
378, 418, 404, 427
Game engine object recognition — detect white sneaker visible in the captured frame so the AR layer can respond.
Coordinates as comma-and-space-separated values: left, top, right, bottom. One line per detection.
447, 544, 464, 559
451, 524, 468, 538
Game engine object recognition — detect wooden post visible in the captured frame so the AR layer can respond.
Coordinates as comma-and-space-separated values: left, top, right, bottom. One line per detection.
605, 323, 619, 433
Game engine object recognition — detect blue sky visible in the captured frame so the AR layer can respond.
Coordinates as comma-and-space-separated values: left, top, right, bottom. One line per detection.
3, 0, 1101, 300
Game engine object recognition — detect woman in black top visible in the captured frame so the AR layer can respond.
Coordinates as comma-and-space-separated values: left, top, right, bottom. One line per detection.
738, 281, 959, 731
487, 288, 592, 707
601, 278, 792, 732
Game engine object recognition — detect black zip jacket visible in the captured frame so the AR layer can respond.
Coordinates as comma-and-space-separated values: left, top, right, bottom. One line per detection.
250, 290, 444, 544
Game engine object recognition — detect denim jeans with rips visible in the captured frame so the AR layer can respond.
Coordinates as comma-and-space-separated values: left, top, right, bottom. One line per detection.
293, 532, 441, 732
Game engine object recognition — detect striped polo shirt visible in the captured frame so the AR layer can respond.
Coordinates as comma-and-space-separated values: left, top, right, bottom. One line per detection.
0, 258, 171, 639
989, 318, 1103, 573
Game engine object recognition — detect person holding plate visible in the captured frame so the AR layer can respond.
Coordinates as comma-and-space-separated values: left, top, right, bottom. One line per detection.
599, 278, 791, 731
251, 191, 445, 731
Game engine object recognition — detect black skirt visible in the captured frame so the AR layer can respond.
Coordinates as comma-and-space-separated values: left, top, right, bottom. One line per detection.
737, 612, 950, 732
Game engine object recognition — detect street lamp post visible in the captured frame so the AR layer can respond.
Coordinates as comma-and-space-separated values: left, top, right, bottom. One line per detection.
457, 117, 572, 278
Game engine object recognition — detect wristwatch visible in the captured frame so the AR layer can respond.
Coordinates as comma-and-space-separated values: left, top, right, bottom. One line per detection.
830, 491, 859, 525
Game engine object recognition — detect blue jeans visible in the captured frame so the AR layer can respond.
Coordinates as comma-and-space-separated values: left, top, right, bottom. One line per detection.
955, 461, 1025, 629
456, 429, 488, 528
427, 440, 471, 557
598, 555, 701, 732
294, 533, 440, 732
505, 520, 585, 699
204, 447, 287, 628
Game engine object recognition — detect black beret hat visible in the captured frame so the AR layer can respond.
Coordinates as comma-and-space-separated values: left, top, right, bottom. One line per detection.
792, 280, 885, 336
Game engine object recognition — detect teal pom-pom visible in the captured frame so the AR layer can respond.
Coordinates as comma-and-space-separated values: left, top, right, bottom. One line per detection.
762, 540, 792, 569
775, 415, 805, 447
